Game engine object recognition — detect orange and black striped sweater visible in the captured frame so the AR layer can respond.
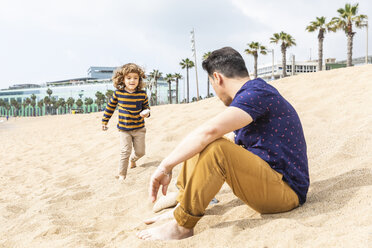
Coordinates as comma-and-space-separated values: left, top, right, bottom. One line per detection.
102, 90, 150, 131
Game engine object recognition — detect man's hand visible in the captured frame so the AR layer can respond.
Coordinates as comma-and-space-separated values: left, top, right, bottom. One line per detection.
149, 165, 172, 203
102, 124, 108, 131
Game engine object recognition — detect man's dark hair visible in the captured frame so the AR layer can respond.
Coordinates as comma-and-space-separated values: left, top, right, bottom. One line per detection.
202, 47, 249, 78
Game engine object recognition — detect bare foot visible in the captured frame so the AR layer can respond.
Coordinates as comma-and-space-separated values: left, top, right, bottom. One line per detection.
137, 220, 193, 240
115, 175, 126, 181
144, 209, 175, 225
130, 161, 136, 169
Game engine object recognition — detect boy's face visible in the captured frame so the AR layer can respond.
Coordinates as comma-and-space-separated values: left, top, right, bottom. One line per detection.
124, 72, 140, 91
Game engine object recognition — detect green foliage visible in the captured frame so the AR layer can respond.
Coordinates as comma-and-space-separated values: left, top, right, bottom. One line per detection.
180, 58, 194, 69
46, 88, 53, 97
76, 99, 83, 108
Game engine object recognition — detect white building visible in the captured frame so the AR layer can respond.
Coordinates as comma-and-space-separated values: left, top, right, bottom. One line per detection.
256, 60, 318, 81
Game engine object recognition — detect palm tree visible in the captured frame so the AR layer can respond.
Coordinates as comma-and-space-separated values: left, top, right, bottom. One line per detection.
25, 97, 31, 116
164, 74, 175, 104
105, 90, 114, 103
57, 98, 66, 114
173, 73, 182, 104
43, 96, 50, 115
245, 42, 267, 78
21, 101, 27, 116
84, 97, 93, 113
149, 70, 162, 105
67, 97, 75, 113
76, 99, 83, 111
30, 94, 37, 116
202, 52, 212, 97
10, 99, 19, 117
37, 99, 44, 116
306, 17, 336, 71
331, 3, 368, 67
5, 102, 11, 117
270, 32, 296, 77
180, 58, 194, 103
95, 91, 105, 111
50, 97, 57, 115
46, 88, 52, 98
0, 99, 6, 116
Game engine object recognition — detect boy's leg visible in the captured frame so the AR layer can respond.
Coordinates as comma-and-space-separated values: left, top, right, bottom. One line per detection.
130, 127, 146, 166
119, 131, 133, 177
174, 138, 299, 229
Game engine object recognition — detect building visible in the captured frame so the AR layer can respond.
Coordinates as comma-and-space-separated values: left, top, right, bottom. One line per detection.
0, 67, 182, 117
87, 66, 118, 79
334, 55, 372, 66
257, 55, 371, 81
257, 60, 318, 81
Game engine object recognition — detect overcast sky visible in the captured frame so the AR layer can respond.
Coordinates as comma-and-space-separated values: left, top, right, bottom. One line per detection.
0, 0, 371, 97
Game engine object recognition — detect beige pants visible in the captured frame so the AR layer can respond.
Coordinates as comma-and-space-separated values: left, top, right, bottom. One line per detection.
174, 138, 299, 229
119, 127, 146, 177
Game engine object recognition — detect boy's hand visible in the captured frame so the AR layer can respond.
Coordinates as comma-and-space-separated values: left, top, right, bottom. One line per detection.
140, 109, 150, 118
102, 124, 108, 131
141, 112, 150, 118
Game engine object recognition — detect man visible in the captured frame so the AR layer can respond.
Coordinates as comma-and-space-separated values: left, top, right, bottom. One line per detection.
137, 47, 309, 240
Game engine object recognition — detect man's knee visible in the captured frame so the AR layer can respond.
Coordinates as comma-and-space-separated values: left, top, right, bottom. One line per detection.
202, 138, 230, 157
205, 138, 230, 150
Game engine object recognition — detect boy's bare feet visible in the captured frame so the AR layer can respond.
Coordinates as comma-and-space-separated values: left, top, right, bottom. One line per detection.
130, 161, 136, 169
115, 175, 126, 181
137, 220, 193, 240
144, 209, 174, 225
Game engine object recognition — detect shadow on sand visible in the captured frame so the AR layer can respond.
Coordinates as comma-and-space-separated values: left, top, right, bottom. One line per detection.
209, 168, 372, 230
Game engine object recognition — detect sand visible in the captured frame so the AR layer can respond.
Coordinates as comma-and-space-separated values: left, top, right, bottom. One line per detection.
1, 65, 372, 247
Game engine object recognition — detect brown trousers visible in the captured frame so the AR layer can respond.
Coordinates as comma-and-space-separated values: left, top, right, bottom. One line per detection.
174, 138, 299, 229
118, 127, 146, 177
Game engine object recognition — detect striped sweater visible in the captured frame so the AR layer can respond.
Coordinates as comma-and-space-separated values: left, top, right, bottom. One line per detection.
102, 90, 150, 131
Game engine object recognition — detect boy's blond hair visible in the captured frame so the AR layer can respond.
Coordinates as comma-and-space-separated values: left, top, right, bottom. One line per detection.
112, 63, 147, 91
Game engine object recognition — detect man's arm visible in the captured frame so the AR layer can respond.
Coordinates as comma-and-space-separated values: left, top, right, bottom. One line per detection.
160, 106, 253, 172
149, 106, 253, 202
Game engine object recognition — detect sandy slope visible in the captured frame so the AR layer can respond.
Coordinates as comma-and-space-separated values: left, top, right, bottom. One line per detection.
1, 65, 371, 247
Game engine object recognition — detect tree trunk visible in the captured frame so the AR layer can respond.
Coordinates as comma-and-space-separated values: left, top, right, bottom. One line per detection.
281, 43, 287, 77
168, 82, 172, 104
318, 29, 324, 71
347, 32, 354, 67
176, 79, 179, 104
186, 66, 190, 103
254, 53, 258, 79
207, 77, 210, 97
154, 79, 158, 105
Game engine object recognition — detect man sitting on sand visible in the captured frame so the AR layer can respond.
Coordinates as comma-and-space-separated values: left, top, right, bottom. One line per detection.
137, 47, 309, 240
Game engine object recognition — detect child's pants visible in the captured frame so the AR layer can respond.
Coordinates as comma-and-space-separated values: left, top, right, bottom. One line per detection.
174, 138, 300, 229
119, 127, 146, 177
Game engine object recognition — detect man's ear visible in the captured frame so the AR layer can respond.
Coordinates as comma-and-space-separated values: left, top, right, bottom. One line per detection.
213, 72, 223, 86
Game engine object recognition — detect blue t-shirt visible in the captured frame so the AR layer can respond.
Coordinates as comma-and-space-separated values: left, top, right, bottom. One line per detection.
230, 78, 309, 204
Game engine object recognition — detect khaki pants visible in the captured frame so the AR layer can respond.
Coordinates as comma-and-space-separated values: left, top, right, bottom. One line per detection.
118, 127, 146, 177
174, 138, 299, 229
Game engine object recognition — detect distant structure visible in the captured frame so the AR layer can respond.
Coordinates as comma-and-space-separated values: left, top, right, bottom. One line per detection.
257, 60, 317, 81
257, 55, 372, 81
335, 56, 372, 66
87, 66, 118, 79
0, 66, 179, 117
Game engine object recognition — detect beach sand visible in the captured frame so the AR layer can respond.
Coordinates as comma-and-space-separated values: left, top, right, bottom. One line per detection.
1, 65, 372, 247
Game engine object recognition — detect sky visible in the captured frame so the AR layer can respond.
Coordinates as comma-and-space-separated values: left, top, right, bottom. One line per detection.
0, 0, 371, 97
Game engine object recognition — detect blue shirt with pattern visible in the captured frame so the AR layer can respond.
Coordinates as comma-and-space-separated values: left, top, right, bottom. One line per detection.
230, 78, 309, 204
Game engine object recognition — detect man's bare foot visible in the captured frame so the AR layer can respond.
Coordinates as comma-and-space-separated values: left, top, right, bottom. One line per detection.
144, 209, 174, 225
130, 161, 136, 169
137, 220, 193, 240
